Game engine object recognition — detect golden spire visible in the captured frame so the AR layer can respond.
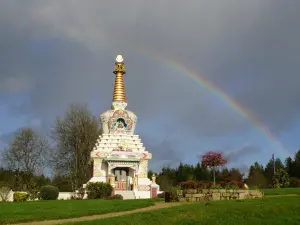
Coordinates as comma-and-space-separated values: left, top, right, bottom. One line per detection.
112, 55, 127, 103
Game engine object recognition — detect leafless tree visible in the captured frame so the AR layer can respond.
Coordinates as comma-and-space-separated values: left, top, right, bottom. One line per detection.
51, 103, 100, 191
2, 127, 49, 190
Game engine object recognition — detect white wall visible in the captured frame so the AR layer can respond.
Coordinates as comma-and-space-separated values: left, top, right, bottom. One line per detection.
134, 191, 150, 199
0, 190, 14, 202
0, 190, 76, 202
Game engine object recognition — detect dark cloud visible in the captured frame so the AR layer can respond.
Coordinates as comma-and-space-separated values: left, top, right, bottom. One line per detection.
141, 135, 182, 171
223, 145, 262, 163
0, 1, 299, 165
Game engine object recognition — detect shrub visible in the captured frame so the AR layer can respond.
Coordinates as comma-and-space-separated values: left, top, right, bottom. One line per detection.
198, 181, 214, 189
86, 182, 113, 199
272, 169, 290, 188
40, 185, 59, 200
219, 181, 227, 188
107, 194, 123, 200
0, 186, 11, 202
229, 180, 244, 189
290, 177, 300, 187
156, 192, 165, 198
165, 187, 179, 202
13, 192, 29, 202
27, 183, 40, 200
165, 191, 171, 202
180, 180, 197, 189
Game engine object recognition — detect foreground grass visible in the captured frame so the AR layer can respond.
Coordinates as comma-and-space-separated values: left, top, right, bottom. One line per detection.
0, 199, 155, 224
263, 187, 300, 196
64, 196, 300, 225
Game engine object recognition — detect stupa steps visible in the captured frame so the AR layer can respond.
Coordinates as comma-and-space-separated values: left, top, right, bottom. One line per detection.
114, 191, 136, 200
93, 147, 146, 151
97, 138, 142, 141
96, 141, 143, 147
99, 134, 141, 140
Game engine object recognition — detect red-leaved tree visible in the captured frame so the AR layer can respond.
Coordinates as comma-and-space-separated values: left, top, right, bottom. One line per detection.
201, 151, 227, 186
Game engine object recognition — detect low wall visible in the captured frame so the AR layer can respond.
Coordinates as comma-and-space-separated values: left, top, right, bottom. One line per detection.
1, 190, 164, 202
176, 189, 264, 202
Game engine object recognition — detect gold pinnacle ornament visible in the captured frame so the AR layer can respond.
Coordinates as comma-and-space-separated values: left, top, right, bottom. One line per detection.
113, 55, 127, 103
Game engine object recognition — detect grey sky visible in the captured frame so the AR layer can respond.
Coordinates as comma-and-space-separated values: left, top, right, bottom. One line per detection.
0, 1, 299, 171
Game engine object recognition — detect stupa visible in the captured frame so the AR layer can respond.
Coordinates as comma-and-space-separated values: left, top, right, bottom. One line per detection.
85, 55, 159, 199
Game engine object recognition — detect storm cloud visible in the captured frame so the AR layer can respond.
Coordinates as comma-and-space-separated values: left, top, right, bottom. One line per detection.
0, 0, 299, 167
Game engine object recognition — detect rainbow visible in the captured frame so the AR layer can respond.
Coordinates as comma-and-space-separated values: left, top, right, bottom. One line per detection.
135, 48, 291, 159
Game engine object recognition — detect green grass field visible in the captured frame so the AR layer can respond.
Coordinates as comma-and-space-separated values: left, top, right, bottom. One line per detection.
263, 187, 300, 196
0, 199, 155, 224
63, 196, 300, 225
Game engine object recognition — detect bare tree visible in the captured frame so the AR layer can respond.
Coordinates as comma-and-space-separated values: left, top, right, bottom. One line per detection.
51, 103, 100, 192
2, 128, 49, 191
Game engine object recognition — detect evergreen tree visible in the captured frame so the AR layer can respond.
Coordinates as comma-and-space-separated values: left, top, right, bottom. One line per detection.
194, 163, 210, 181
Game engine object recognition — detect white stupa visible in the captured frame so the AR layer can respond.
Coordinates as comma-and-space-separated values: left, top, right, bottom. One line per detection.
84, 55, 159, 199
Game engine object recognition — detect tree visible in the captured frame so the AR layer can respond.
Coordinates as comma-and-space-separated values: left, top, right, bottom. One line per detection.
293, 150, 300, 178
228, 168, 243, 182
272, 168, 290, 188
201, 151, 227, 186
248, 162, 264, 177
194, 163, 210, 181
147, 170, 154, 180
247, 162, 267, 188
156, 166, 177, 190
176, 163, 195, 182
265, 157, 284, 187
285, 156, 294, 177
51, 174, 73, 192
51, 104, 100, 191
1, 128, 49, 191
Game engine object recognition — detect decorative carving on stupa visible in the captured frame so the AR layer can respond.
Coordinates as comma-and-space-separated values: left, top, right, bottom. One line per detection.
99, 55, 137, 135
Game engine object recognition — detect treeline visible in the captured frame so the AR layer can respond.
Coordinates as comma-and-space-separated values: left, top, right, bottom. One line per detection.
1, 103, 300, 193
0, 103, 100, 193
149, 150, 300, 191
0, 169, 73, 192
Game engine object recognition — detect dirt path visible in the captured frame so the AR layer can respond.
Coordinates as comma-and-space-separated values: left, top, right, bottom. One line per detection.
12, 194, 299, 225
12, 202, 187, 225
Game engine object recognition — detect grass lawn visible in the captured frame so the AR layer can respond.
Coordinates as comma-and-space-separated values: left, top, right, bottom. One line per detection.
63, 196, 300, 225
263, 187, 300, 196
0, 199, 155, 224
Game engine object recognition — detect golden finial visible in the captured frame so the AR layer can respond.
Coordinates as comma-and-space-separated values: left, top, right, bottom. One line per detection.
112, 54, 127, 103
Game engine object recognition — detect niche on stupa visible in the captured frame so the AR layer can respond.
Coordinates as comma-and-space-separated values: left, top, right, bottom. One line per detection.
108, 110, 134, 134
114, 118, 127, 130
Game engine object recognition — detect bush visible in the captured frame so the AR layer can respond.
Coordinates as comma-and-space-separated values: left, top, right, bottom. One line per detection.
27, 183, 40, 200
40, 185, 59, 200
180, 180, 197, 189
0, 186, 11, 202
165, 187, 179, 202
290, 177, 300, 187
107, 194, 123, 200
13, 192, 29, 202
228, 180, 244, 189
156, 192, 165, 198
164, 191, 171, 202
86, 182, 113, 199
272, 169, 290, 188
180, 180, 244, 190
